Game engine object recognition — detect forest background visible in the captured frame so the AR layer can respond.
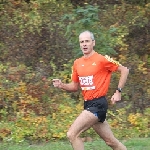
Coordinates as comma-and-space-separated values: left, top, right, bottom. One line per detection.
0, 0, 150, 144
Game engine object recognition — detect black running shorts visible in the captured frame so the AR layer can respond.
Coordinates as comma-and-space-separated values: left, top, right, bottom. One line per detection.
84, 96, 108, 123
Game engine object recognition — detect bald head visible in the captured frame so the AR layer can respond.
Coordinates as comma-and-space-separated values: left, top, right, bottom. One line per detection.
79, 31, 95, 41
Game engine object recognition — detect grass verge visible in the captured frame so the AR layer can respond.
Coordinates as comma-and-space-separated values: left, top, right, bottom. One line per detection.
0, 138, 150, 150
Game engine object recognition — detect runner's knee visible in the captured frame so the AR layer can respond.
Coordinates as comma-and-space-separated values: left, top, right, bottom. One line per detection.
105, 139, 127, 150
105, 140, 114, 147
67, 130, 76, 142
105, 138, 119, 147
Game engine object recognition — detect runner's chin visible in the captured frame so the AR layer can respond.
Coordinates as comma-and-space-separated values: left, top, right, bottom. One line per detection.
82, 49, 89, 54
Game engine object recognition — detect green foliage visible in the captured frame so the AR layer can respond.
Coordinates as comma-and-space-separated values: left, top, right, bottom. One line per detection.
61, 5, 118, 56
0, 0, 150, 144
108, 107, 150, 139
0, 62, 150, 143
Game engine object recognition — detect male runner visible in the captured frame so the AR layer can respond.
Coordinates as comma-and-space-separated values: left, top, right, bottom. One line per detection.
52, 30, 129, 150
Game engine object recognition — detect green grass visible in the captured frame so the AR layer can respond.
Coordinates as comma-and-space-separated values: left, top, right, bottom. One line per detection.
0, 138, 150, 150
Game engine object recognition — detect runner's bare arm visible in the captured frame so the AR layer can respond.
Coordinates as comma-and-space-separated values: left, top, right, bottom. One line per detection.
111, 65, 129, 104
116, 65, 129, 89
52, 79, 79, 92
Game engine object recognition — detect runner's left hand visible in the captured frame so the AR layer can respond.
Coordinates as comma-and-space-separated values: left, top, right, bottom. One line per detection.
111, 91, 121, 104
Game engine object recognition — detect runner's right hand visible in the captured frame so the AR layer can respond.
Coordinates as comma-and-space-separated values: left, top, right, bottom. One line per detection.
52, 79, 63, 88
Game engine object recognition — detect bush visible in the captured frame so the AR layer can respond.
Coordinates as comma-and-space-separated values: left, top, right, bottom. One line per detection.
0, 63, 150, 143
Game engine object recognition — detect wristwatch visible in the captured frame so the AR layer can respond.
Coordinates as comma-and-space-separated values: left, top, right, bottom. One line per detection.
117, 88, 122, 92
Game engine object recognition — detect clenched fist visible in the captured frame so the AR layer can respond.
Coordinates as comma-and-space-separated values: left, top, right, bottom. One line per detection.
52, 79, 63, 88
111, 91, 121, 104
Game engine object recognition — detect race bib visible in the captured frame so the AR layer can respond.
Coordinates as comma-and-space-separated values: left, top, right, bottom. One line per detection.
79, 75, 95, 90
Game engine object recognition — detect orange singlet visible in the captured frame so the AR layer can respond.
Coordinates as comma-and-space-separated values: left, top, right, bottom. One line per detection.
71, 52, 121, 100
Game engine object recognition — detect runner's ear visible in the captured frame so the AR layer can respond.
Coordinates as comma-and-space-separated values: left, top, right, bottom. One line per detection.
93, 40, 95, 47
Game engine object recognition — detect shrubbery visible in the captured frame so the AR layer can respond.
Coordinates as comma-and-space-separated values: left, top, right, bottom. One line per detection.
108, 108, 150, 139
0, 63, 149, 143
0, 0, 150, 144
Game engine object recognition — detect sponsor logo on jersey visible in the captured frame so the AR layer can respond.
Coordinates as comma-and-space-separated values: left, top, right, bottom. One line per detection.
92, 62, 96, 65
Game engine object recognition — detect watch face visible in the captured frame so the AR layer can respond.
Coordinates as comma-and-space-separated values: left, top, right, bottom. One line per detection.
117, 88, 122, 92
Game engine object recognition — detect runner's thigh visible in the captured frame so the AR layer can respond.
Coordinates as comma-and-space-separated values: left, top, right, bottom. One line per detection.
68, 110, 99, 136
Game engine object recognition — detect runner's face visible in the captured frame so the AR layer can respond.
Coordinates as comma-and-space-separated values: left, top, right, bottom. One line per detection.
79, 32, 95, 55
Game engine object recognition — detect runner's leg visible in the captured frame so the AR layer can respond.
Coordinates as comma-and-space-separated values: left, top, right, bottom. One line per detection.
67, 110, 98, 150
92, 121, 127, 150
